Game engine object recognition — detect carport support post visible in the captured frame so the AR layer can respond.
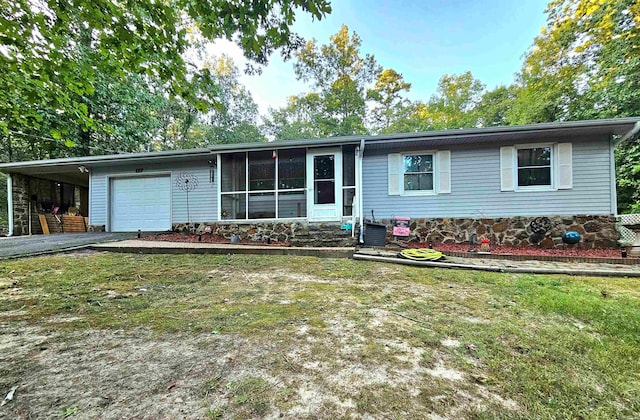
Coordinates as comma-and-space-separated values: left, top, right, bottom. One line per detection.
7, 174, 12, 236
28, 196, 32, 235
8, 173, 31, 236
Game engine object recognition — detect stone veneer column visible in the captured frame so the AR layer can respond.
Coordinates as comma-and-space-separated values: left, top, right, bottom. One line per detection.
11, 173, 31, 236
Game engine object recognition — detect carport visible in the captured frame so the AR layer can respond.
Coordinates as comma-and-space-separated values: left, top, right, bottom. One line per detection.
2, 160, 90, 236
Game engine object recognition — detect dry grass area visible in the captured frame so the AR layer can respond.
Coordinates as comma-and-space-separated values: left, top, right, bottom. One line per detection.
1, 251, 639, 419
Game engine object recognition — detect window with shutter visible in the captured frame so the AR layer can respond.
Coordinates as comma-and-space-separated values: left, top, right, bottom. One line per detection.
402, 154, 434, 192
500, 143, 573, 192
389, 151, 451, 196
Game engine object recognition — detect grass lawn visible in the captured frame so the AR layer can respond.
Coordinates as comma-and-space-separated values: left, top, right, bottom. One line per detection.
1, 252, 639, 419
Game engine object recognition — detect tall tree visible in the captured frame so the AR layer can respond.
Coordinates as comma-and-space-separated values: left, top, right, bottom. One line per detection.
512, 0, 640, 124
384, 71, 486, 133
513, 0, 640, 212
475, 85, 517, 127
426, 71, 485, 129
262, 94, 325, 140
0, 0, 331, 150
292, 24, 382, 136
201, 55, 263, 144
368, 69, 412, 134
385, 102, 436, 133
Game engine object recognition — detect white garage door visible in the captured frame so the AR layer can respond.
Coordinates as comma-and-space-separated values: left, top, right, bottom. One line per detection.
110, 176, 171, 232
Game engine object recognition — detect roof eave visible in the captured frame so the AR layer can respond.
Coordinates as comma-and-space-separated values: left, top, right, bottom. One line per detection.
1, 117, 638, 172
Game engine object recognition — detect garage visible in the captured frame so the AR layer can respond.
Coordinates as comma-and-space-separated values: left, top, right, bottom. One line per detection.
110, 176, 171, 232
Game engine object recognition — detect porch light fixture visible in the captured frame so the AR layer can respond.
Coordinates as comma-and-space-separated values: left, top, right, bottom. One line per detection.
78, 165, 89, 173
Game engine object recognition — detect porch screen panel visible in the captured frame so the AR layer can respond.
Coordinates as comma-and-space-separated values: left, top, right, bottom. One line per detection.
278, 191, 306, 218
343, 188, 355, 216
249, 150, 275, 191
342, 145, 356, 187
221, 153, 246, 192
221, 193, 246, 219
249, 192, 276, 219
278, 149, 305, 189
219, 148, 307, 220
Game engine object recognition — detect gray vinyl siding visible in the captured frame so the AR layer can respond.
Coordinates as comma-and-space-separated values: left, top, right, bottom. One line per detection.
362, 137, 613, 218
90, 161, 217, 228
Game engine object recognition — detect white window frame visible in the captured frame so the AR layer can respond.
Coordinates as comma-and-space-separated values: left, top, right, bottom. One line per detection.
514, 143, 555, 192
218, 151, 307, 221
401, 151, 437, 196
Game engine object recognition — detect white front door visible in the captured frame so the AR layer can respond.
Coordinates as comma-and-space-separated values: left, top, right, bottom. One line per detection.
307, 149, 342, 222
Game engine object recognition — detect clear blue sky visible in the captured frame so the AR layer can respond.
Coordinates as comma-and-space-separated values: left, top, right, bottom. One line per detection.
208, 0, 550, 114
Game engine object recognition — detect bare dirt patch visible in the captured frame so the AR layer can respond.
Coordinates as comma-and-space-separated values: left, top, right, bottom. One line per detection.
1, 324, 241, 419
1, 253, 638, 418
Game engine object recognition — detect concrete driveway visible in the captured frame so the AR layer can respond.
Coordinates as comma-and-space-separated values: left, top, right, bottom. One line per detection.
0, 232, 136, 259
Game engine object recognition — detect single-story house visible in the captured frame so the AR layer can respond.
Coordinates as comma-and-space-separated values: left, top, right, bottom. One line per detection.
3, 117, 639, 248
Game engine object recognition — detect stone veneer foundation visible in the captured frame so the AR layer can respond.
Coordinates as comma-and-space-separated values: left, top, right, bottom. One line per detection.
172, 221, 357, 247
377, 215, 619, 249
93, 215, 618, 250
88, 225, 106, 232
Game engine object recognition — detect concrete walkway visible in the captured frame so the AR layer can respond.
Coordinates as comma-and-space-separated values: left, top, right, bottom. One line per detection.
90, 239, 354, 258
12, 236, 636, 277
0, 232, 136, 259
354, 249, 640, 277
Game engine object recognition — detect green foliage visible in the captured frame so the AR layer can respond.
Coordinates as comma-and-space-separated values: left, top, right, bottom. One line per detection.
384, 72, 487, 133
615, 144, 640, 214
1, 0, 330, 157
267, 24, 381, 138
475, 85, 517, 127
511, 0, 640, 212
200, 55, 265, 144
368, 69, 412, 133
262, 93, 326, 140
425, 71, 485, 129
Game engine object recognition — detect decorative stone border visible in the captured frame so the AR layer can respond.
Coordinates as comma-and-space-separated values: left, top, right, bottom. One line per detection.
439, 250, 640, 265
353, 253, 640, 277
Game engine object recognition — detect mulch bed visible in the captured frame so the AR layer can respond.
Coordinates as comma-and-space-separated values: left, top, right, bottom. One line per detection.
408, 242, 634, 259
142, 233, 291, 247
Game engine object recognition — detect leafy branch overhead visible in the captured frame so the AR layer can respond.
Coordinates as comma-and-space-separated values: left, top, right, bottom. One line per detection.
0, 0, 332, 133
1, 0, 640, 214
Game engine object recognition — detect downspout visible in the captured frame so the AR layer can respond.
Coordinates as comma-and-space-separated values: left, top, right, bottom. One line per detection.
7, 174, 13, 236
616, 121, 640, 145
612, 121, 640, 215
358, 138, 365, 244
609, 136, 618, 216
